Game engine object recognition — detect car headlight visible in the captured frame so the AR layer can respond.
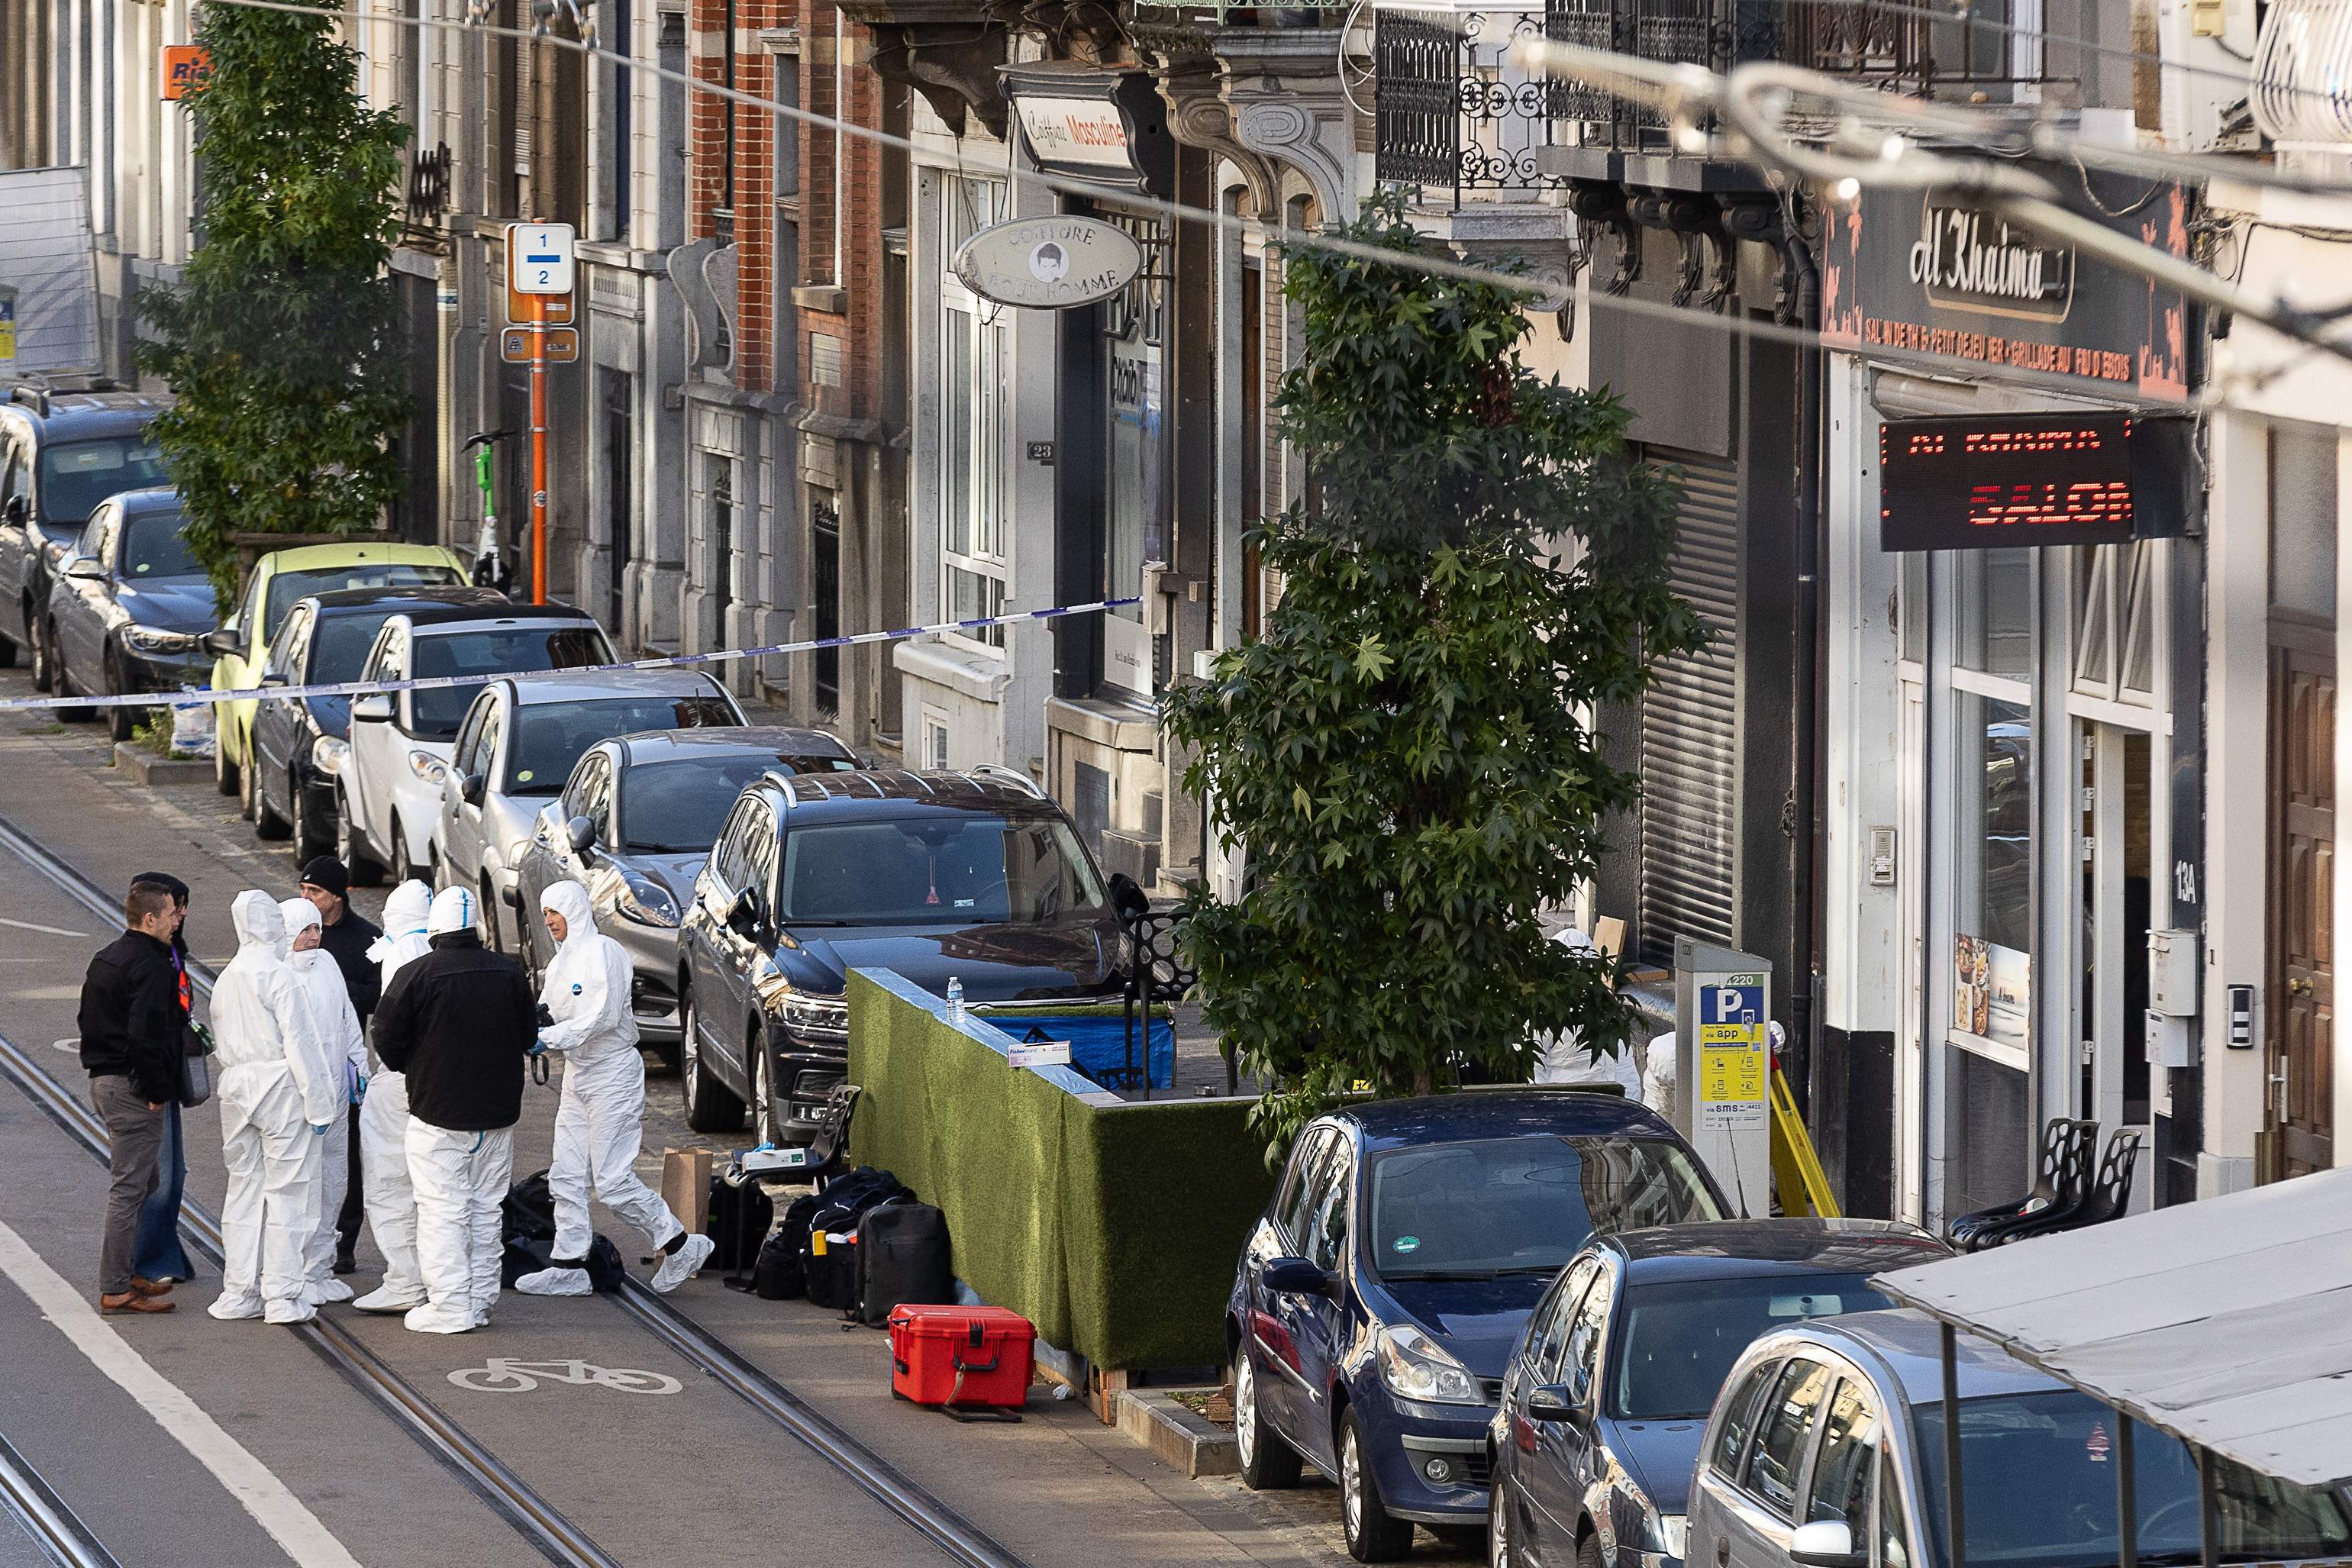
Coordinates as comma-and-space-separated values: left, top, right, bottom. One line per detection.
613, 873, 680, 929
408, 750, 449, 785
125, 624, 202, 654
778, 992, 849, 1035
1375, 1324, 1484, 1406
1653, 1515, 1689, 1560
311, 736, 350, 776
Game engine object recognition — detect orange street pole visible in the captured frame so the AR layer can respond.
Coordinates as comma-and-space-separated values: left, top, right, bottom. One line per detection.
530, 292, 550, 604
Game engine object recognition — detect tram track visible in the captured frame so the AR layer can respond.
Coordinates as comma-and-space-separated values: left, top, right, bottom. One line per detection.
0, 808, 1031, 1568
0, 1426, 120, 1568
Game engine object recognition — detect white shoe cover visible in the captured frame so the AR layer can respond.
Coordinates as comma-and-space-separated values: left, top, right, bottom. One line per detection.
312, 1278, 356, 1305
264, 1299, 317, 1325
402, 1304, 477, 1334
515, 1266, 594, 1296
351, 1284, 427, 1315
208, 1294, 265, 1321
650, 1233, 716, 1294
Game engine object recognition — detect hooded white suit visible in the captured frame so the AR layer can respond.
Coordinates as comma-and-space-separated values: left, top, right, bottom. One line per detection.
515, 882, 712, 1295
208, 892, 340, 1323
352, 879, 431, 1312
282, 898, 366, 1303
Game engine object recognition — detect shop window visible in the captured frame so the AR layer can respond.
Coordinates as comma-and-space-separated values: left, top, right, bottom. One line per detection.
1899, 550, 1927, 666
940, 176, 1006, 650
1955, 549, 2031, 678
2073, 543, 2157, 705
1954, 695, 2032, 1052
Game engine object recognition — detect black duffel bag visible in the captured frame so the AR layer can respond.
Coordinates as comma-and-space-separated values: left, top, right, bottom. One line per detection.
705, 1172, 776, 1272
800, 1168, 908, 1312
755, 1193, 824, 1300
850, 1201, 952, 1328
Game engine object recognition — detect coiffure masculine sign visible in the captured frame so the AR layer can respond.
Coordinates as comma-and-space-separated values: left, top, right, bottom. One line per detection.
1879, 411, 2194, 552
1822, 163, 2193, 403
999, 65, 1174, 199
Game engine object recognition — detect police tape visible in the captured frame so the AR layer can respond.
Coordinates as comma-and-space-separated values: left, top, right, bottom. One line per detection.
0, 597, 1144, 712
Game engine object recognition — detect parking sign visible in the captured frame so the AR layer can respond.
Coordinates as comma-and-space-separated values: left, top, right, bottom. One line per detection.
505, 223, 576, 295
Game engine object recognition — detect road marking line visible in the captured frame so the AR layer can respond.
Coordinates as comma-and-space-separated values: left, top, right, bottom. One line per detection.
0, 1219, 366, 1568
0, 916, 87, 938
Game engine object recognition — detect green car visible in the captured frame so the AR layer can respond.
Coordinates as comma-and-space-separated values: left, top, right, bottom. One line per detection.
206, 541, 469, 798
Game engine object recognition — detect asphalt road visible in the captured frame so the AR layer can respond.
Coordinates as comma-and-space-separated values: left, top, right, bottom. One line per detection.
0, 663, 1460, 1568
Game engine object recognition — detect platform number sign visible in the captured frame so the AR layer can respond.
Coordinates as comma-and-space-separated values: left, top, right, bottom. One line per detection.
506, 223, 576, 296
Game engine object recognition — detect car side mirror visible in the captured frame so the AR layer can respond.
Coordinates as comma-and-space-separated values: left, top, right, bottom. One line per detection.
566, 814, 596, 857
725, 886, 763, 939
1788, 1521, 1865, 1568
2, 495, 24, 524
202, 628, 243, 659
64, 556, 108, 582
352, 693, 393, 723
1107, 870, 1150, 920
460, 772, 486, 808
1261, 1257, 1334, 1299
1524, 1382, 1581, 1424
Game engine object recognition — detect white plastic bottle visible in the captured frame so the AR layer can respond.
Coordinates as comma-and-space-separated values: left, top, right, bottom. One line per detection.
945, 976, 963, 1022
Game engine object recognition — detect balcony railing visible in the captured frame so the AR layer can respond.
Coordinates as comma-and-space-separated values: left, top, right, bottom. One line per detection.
1374, 8, 1573, 197
2252, 0, 2352, 144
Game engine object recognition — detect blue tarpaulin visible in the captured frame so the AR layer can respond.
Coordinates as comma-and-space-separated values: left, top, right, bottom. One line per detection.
984, 1011, 1175, 1091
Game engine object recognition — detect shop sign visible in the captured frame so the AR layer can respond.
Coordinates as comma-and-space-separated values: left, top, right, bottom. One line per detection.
1878, 411, 2193, 552
161, 44, 211, 101
950, 217, 1144, 311
999, 66, 1174, 198
1822, 164, 2193, 403
1015, 97, 1134, 172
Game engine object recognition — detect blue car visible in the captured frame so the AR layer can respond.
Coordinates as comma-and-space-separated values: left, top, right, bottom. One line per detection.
1226, 1090, 1730, 1562
1486, 1219, 1952, 1568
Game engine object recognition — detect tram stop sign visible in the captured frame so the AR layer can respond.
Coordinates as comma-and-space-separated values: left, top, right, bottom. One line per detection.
505, 223, 576, 295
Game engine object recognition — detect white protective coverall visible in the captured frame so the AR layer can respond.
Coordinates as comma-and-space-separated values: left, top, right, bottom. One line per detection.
515, 882, 715, 1296
208, 892, 340, 1324
281, 898, 366, 1304
352, 879, 431, 1313
1533, 928, 1646, 1100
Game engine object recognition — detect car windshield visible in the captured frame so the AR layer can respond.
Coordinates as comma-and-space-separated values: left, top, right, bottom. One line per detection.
266, 563, 464, 637
408, 625, 610, 738
310, 612, 403, 682
120, 512, 198, 577
1369, 1136, 1721, 1280
1913, 1390, 2352, 1568
622, 753, 857, 853
39, 436, 167, 524
503, 695, 737, 796
1609, 1273, 1890, 1419
774, 815, 1108, 926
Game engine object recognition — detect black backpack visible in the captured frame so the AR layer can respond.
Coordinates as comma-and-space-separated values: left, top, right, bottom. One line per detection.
498, 1172, 624, 1290
799, 1168, 908, 1312
851, 1201, 952, 1328
754, 1193, 824, 1301
705, 1172, 776, 1272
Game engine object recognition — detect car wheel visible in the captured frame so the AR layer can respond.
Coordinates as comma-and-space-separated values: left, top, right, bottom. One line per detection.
338, 792, 384, 886
1234, 1344, 1302, 1491
27, 610, 52, 693
1576, 1531, 1605, 1568
680, 992, 745, 1134
292, 774, 333, 862
105, 652, 140, 744
214, 722, 240, 796
752, 1037, 777, 1147
1341, 1409, 1415, 1563
478, 876, 503, 952
1487, 1483, 1513, 1568
248, 750, 291, 840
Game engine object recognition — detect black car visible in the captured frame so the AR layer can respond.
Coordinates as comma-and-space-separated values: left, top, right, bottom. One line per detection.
0, 381, 169, 680
245, 586, 514, 865
513, 725, 862, 1060
44, 487, 211, 740
1486, 1219, 1951, 1568
676, 768, 1128, 1144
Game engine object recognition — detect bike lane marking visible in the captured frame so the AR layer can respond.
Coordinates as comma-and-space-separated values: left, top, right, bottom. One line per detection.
448, 1359, 682, 1394
0, 1219, 365, 1568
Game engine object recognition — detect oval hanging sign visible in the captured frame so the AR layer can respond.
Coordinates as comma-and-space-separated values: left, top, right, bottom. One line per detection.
950, 217, 1143, 311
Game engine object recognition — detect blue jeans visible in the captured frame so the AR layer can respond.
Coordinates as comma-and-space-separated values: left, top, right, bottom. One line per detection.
132, 1099, 195, 1283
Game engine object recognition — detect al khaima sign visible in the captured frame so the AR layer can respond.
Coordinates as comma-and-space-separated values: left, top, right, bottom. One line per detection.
1820, 163, 2193, 403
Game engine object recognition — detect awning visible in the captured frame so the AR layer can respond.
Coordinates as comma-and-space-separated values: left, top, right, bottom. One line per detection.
1870, 1166, 2352, 1489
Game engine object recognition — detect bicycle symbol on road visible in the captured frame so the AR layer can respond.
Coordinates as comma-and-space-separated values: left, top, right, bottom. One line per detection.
447, 1358, 682, 1395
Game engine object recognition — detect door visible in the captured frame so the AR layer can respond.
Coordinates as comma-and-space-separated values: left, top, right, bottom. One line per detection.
1718, 1357, 1833, 1568
56, 511, 109, 689
1250, 1128, 1335, 1443
2267, 634, 2335, 1177
2078, 723, 2156, 1144
1528, 1261, 1614, 1538
1506, 1256, 1599, 1557
0, 428, 29, 615
253, 605, 314, 813
347, 625, 407, 853
441, 692, 500, 890
1801, 1378, 1880, 1553
1897, 679, 1927, 1224
1289, 1137, 1355, 1467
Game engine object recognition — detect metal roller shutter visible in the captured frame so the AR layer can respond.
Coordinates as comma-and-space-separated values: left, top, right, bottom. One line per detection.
1637, 450, 1739, 968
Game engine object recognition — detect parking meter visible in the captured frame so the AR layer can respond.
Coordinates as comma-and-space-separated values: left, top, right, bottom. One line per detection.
1673, 937, 1773, 1218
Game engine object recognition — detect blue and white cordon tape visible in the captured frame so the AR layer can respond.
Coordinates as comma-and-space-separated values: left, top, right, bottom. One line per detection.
0, 597, 1144, 712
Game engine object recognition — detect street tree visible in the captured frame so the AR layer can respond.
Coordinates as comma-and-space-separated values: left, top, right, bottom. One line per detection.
1163, 192, 1702, 1155
137, 7, 412, 607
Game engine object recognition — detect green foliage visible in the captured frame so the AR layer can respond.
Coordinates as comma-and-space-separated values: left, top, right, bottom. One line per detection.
136, 8, 412, 608
1162, 191, 1703, 1157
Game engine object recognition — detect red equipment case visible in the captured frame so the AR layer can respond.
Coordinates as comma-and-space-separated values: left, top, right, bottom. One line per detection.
889, 1305, 1035, 1417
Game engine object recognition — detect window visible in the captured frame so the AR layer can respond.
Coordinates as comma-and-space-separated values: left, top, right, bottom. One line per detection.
472, 703, 504, 782
1303, 1145, 1353, 1271
363, 624, 406, 685
407, 624, 611, 738
619, 753, 851, 854
313, 611, 405, 682
265, 561, 463, 637
563, 751, 614, 842
450, 696, 492, 777
772, 815, 1110, 926
270, 608, 314, 680
1102, 212, 1166, 647
924, 714, 950, 772
120, 510, 195, 577
37, 434, 166, 524
1559, 1266, 1615, 1402
502, 692, 736, 795
1610, 1272, 1894, 1421
1805, 1379, 1879, 1529
1713, 1360, 1780, 1476
1745, 1359, 1832, 1515
1276, 1129, 1336, 1247
940, 176, 1006, 649
1878, 1443, 1911, 1568
1954, 549, 2031, 678
712, 799, 756, 892
1524, 1256, 1600, 1382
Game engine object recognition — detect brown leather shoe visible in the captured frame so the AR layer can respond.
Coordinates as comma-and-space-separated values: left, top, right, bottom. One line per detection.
128, 1276, 174, 1298
99, 1291, 176, 1314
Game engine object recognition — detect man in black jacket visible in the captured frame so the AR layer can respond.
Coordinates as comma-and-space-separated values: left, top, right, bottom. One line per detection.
299, 857, 380, 1274
373, 885, 537, 1334
78, 882, 186, 1314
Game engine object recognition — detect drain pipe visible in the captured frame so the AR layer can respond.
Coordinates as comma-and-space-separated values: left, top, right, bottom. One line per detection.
1786, 224, 1824, 1128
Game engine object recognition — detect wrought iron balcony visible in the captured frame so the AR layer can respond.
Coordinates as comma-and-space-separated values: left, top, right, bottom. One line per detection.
1374, 8, 1573, 197
2253, 0, 2352, 145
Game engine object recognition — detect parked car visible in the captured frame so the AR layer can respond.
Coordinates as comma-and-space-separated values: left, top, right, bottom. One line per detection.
677, 768, 1128, 1142
0, 382, 169, 679
207, 540, 470, 799
43, 487, 212, 740
1228, 1092, 1729, 1563
242, 587, 511, 866
512, 725, 860, 1057
432, 669, 745, 953
1689, 1308, 2352, 1568
337, 602, 611, 887
1486, 1219, 1950, 1568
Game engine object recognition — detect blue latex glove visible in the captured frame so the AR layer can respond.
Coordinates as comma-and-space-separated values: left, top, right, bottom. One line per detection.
310, 1122, 331, 1136
528, 1037, 549, 1057
353, 1073, 367, 1105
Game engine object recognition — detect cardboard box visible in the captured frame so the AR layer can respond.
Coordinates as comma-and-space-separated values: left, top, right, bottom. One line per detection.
661, 1147, 712, 1236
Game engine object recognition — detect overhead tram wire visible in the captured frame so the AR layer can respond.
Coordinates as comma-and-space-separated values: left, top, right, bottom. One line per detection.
188, 0, 2350, 385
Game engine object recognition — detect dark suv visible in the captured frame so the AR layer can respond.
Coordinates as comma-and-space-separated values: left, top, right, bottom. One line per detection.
0, 382, 170, 679
676, 768, 1128, 1144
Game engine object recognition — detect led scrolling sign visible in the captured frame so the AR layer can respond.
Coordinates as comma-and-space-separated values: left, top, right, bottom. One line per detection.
1879, 412, 2192, 553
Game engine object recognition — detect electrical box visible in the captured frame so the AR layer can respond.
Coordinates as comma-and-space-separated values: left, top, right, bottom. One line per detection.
2145, 1008, 2196, 1069
2147, 929, 2199, 1016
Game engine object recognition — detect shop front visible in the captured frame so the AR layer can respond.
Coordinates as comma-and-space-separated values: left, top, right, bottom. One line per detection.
1818, 166, 2203, 1224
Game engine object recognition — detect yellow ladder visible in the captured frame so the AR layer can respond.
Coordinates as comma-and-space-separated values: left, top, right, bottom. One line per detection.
1770, 1064, 1841, 1218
